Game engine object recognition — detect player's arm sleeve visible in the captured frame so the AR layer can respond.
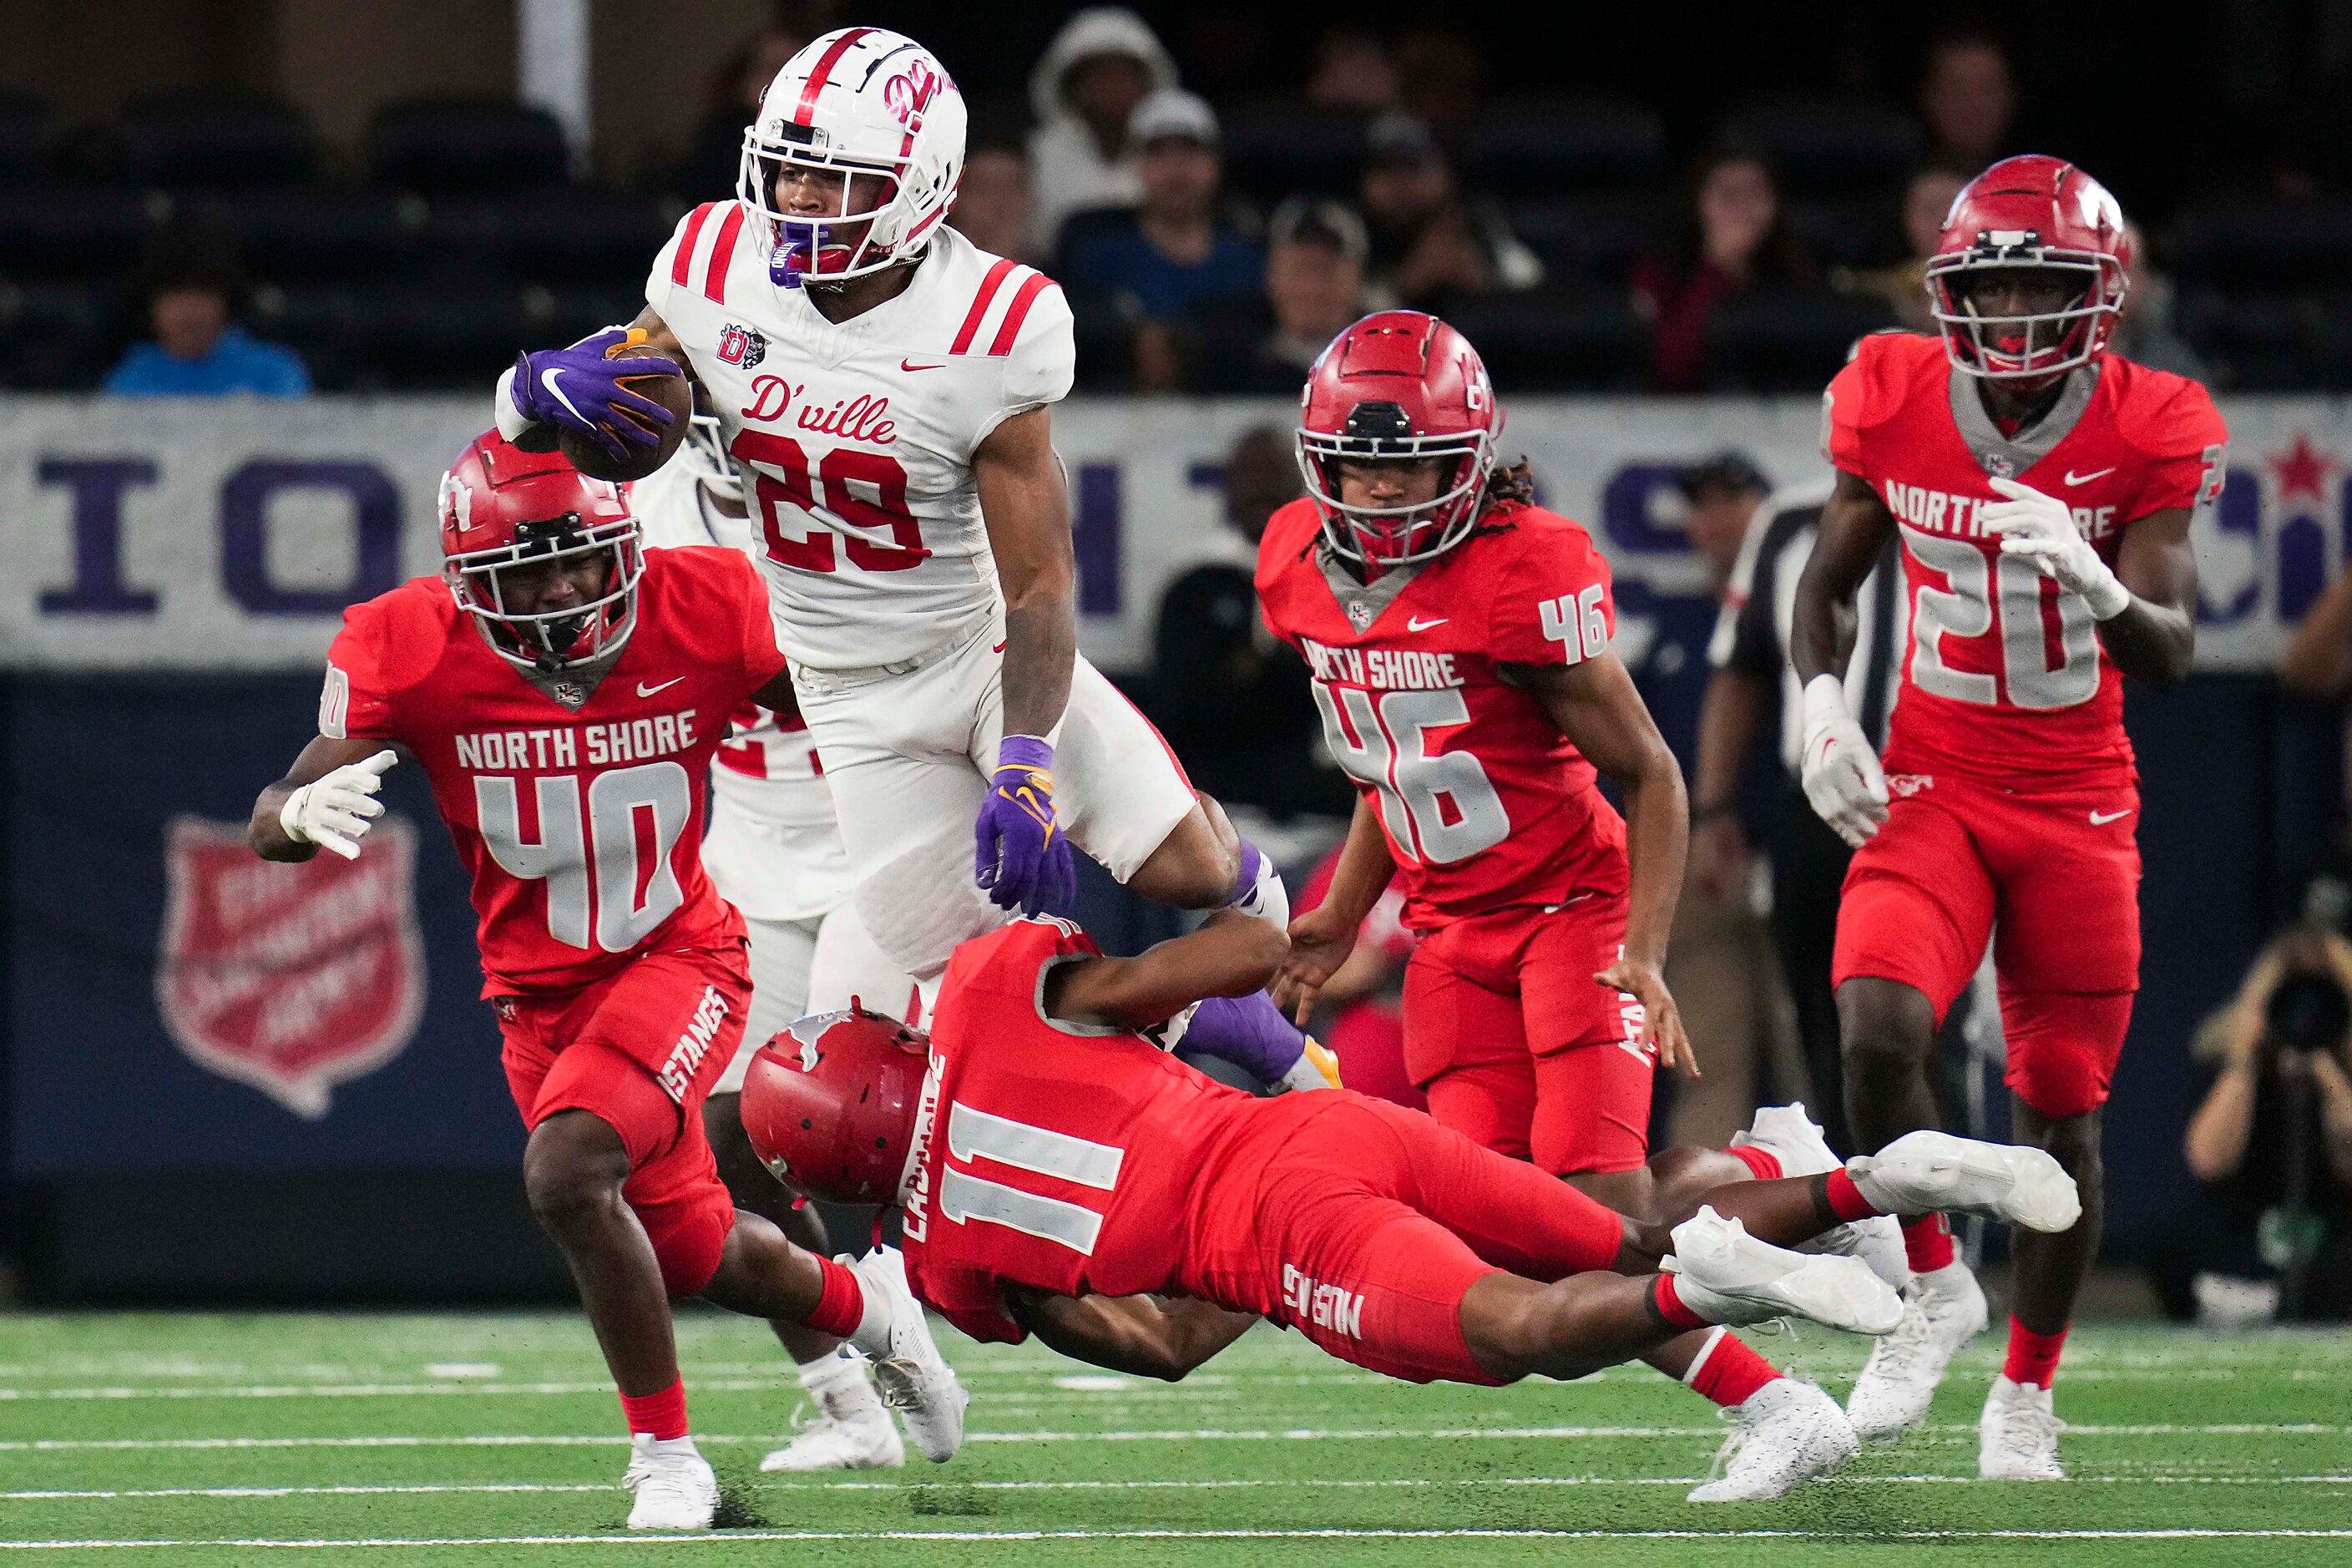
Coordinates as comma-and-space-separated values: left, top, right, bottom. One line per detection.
969, 281, 1075, 458
2128, 382, 2231, 521
1487, 526, 1616, 667
319, 603, 399, 743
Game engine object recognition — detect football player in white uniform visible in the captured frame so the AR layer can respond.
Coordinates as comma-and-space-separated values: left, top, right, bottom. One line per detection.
496, 27, 1286, 988
630, 410, 916, 1473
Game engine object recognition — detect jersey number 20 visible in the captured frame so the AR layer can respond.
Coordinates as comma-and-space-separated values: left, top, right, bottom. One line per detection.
475, 761, 693, 952
731, 430, 930, 574
1313, 685, 1510, 864
1904, 526, 2101, 709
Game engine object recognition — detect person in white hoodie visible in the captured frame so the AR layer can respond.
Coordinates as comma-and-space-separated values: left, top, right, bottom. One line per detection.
1024, 7, 1179, 257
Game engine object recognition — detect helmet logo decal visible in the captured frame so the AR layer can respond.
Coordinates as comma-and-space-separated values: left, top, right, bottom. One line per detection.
883, 59, 944, 129
2074, 177, 2122, 234
440, 472, 473, 533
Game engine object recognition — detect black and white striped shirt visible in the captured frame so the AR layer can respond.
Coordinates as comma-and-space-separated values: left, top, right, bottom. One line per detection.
1708, 485, 1904, 774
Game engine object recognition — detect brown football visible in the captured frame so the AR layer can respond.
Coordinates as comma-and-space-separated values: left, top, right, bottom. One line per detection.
554, 343, 692, 483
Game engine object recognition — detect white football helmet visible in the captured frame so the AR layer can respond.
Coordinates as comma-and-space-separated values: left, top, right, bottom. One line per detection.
738, 27, 968, 288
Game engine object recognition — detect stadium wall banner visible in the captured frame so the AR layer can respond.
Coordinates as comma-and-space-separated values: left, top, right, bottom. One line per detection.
0, 392, 2343, 675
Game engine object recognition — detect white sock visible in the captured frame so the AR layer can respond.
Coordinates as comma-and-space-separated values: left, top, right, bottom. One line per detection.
797, 1347, 883, 1419
633, 1433, 701, 1459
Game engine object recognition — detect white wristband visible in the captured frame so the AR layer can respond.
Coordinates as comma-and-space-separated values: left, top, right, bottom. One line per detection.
1800, 672, 1850, 734
493, 366, 534, 443
279, 787, 312, 843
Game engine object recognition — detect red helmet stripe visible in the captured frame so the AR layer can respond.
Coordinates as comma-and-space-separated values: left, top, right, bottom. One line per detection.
987, 272, 1054, 357
702, 203, 746, 303
793, 27, 876, 126
951, 256, 1019, 354
670, 202, 719, 288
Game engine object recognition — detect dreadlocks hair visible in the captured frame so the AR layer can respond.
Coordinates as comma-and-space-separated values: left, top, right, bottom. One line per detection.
1482, 458, 1537, 511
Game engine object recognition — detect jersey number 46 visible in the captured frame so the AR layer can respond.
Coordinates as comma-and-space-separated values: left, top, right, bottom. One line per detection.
1313, 685, 1510, 865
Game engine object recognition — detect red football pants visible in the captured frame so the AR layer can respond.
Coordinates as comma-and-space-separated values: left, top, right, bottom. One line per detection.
1404, 896, 1657, 1175
496, 943, 751, 1297
1834, 773, 2140, 1118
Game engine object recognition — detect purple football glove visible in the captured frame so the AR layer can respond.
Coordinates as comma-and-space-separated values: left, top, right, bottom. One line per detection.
974, 734, 1076, 915
508, 326, 683, 458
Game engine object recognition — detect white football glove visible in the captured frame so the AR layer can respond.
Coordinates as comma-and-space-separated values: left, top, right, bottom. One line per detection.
1799, 675, 1888, 847
1980, 477, 2132, 620
280, 750, 397, 860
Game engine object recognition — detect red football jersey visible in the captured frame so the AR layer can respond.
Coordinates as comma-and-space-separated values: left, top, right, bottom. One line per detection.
1825, 332, 2227, 786
902, 916, 1330, 1344
321, 547, 788, 996
1255, 498, 1628, 928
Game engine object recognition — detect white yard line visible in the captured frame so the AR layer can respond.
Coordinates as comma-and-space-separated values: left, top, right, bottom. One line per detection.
4, 1527, 2352, 1549
3, 1422, 2342, 1453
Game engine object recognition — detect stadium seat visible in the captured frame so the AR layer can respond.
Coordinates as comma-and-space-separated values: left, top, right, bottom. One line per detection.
1442, 289, 1644, 391
2167, 200, 2352, 290
1788, 195, 1905, 269
0, 94, 50, 184
2174, 286, 2352, 389
179, 190, 425, 284
1719, 96, 1920, 197
1510, 193, 1670, 285
118, 92, 316, 190
0, 183, 165, 278
540, 281, 659, 346
424, 190, 680, 282
1703, 287, 1894, 392
369, 99, 573, 195
0, 279, 113, 389
1464, 97, 1665, 196
1217, 104, 1368, 204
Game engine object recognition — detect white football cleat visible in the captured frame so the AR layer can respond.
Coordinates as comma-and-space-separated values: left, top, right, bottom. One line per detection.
1687, 1378, 1862, 1501
622, 1434, 718, 1530
1844, 1259, 1988, 1441
1847, 1131, 2081, 1234
1979, 1373, 2066, 1479
1666, 1206, 1904, 1336
848, 1246, 969, 1463
762, 1402, 905, 1472
1733, 1103, 1909, 1292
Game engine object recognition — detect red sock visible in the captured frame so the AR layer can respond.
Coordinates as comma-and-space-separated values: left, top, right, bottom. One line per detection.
619, 1377, 689, 1440
1684, 1328, 1778, 1409
1725, 1144, 1783, 1181
2003, 1316, 2070, 1389
803, 1256, 867, 1338
1651, 1273, 1710, 1331
1902, 1212, 1955, 1273
1823, 1166, 1882, 1222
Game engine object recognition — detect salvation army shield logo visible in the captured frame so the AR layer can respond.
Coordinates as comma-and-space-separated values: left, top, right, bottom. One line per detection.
154, 815, 427, 1118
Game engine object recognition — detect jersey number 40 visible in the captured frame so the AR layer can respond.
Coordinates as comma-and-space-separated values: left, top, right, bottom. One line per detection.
1313, 685, 1510, 865
475, 762, 693, 952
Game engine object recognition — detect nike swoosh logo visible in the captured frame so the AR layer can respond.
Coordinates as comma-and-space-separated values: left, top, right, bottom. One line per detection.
991, 640, 1007, 653
636, 678, 685, 697
2064, 466, 2117, 486
2089, 807, 2132, 825
1407, 615, 1449, 631
539, 367, 590, 426
900, 359, 946, 372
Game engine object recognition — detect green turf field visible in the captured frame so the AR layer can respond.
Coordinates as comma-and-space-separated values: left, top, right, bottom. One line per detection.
1, 1311, 2347, 1565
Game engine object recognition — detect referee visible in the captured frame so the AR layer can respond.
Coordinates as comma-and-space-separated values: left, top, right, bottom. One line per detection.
1691, 482, 1904, 1156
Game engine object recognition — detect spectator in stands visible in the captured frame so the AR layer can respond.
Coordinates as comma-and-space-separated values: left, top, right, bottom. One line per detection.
1065, 91, 1262, 322
1356, 112, 1542, 312
1834, 164, 1968, 331
2146, 924, 2352, 1323
1390, 28, 1485, 139
1182, 198, 1369, 394
2108, 220, 2210, 379
103, 246, 307, 398
951, 134, 1037, 262
1916, 26, 2018, 173
1303, 27, 1400, 114
1025, 8, 1179, 257
678, 25, 807, 202
1146, 426, 1343, 818
1632, 146, 1813, 393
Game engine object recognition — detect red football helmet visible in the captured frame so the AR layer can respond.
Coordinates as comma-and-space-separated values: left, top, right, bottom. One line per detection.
438, 431, 643, 673
1926, 154, 2131, 382
739, 1004, 932, 1206
1297, 310, 1501, 568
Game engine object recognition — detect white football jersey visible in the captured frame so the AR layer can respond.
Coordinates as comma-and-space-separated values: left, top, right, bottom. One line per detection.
647, 205, 1075, 670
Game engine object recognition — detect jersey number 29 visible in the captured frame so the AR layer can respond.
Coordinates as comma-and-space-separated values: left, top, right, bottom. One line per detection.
731, 430, 930, 574
475, 761, 693, 951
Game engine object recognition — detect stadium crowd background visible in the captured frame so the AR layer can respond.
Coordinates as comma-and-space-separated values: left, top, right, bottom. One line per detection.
2, 0, 2350, 1321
